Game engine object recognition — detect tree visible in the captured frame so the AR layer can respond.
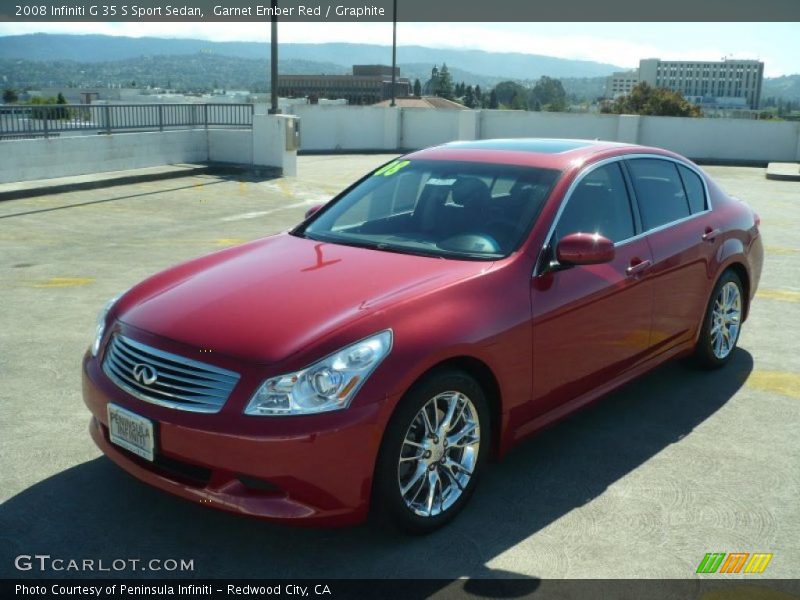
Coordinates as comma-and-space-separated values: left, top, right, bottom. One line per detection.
436, 63, 454, 100
413, 78, 421, 97
2, 88, 18, 104
529, 76, 567, 112
474, 85, 482, 103
464, 85, 476, 109
489, 89, 499, 109
493, 81, 527, 107
510, 92, 528, 110
602, 83, 702, 117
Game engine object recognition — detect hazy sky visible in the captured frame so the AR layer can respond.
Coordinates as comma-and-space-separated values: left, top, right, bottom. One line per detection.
1, 22, 797, 76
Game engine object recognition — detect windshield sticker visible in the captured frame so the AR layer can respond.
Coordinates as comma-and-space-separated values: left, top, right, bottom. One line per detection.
425, 178, 457, 186
374, 160, 410, 177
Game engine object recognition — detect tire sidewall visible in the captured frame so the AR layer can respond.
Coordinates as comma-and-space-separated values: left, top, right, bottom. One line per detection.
695, 270, 744, 368
373, 369, 491, 534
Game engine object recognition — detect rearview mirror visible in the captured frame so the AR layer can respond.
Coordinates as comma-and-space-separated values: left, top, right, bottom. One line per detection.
304, 204, 323, 219
556, 233, 615, 266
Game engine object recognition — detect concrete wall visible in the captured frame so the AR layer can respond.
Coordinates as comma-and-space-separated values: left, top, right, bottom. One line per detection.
289, 105, 800, 164
400, 108, 462, 149
291, 105, 399, 151
638, 116, 800, 163
207, 129, 253, 164
480, 111, 620, 142
0, 130, 207, 184
0, 115, 296, 184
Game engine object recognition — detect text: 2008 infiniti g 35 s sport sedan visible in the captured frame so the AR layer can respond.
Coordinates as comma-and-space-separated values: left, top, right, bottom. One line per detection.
83, 139, 763, 532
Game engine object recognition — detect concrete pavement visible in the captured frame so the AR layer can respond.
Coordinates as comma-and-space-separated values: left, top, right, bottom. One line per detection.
0, 157, 798, 581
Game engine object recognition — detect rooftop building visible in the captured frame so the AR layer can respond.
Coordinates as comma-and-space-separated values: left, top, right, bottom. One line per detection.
606, 58, 765, 110
277, 65, 411, 105
372, 96, 466, 109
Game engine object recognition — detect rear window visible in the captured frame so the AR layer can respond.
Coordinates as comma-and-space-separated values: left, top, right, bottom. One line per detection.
627, 159, 691, 230
677, 164, 707, 214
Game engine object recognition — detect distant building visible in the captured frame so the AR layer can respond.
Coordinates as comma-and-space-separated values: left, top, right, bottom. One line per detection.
277, 65, 411, 105
605, 70, 640, 99
372, 96, 467, 109
422, 66, 441, 96
605, 58, 765, 109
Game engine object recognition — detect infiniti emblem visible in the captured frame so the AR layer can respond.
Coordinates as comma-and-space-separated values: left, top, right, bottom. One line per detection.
132, 363, 158, 386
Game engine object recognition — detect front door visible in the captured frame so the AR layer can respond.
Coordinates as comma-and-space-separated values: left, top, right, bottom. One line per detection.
530, 161, 655, 420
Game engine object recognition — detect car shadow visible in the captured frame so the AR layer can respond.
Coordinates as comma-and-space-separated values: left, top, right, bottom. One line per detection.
0, 350, 753, 584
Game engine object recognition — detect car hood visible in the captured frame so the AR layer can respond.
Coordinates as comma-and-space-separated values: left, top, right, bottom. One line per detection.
117, 233, 492, 364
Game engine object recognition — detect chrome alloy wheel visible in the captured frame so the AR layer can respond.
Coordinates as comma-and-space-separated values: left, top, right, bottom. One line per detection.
397, 391, 481, 517
711, 281, 742, 359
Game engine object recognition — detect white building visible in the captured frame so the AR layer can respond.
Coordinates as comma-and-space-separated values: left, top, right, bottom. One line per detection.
605, 71, 640, 99
606, 58, 764, 109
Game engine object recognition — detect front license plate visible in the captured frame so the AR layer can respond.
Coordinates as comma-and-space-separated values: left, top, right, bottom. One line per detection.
107, 403, 155, 462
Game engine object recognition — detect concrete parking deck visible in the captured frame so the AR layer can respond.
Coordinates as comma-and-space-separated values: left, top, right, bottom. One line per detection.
0, 156, 798, 580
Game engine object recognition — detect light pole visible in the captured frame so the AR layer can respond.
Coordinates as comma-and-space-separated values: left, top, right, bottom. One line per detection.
269, 0, 280, 114
390, 0, 397, 107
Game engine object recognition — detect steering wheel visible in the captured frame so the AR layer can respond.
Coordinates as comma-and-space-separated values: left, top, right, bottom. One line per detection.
483, 217, 519, 249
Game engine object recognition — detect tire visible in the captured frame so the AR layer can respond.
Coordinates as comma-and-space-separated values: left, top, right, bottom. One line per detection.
373, 368, 490, 534
692, 270, 745, 369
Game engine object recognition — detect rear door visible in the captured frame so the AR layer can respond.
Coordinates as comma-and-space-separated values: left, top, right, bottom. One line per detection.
624, 158, 718, 351
530, 160, 655, 418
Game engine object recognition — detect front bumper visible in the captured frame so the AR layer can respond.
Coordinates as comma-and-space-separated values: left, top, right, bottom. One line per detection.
83, 352, 390, 526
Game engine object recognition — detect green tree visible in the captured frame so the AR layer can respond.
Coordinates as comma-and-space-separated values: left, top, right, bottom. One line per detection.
510, 92, 528, 110
474, 85, 482, 103
464, 85, 476, 108
493, 81, 527, 107
603, 83, 702, 117
2, 88, 18, 103
489, 88, 499, 109
413, 78, 421, 97
529, 76, 567, 112
28, 94, 70, 120
436, 63, 454, 100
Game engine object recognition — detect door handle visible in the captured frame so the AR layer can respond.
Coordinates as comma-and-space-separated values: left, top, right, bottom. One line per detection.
626, 259, 652, 276
702, 228, 721, 242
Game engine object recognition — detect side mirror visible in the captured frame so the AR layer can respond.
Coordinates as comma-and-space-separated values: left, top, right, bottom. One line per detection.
556, 232, 615, 266
304, 204, 323, 219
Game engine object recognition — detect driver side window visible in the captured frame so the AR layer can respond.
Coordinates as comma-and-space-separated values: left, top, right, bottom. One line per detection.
554, 162, 635, 244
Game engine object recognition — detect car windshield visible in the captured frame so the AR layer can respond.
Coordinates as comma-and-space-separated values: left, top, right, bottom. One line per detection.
296, 159, 561, 260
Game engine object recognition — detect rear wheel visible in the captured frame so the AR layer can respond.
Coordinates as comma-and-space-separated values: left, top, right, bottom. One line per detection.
692, 270, 744, 369
373, 369, 489, 533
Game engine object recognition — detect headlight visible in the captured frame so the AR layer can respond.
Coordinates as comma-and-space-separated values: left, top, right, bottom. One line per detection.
245, 330, 393, 416
90, 294, 121, 357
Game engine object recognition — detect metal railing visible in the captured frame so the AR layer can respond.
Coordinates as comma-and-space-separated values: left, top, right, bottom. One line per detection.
0, 103, 254, 139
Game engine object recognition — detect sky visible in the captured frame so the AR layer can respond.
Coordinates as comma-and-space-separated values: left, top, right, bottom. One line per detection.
0, 22, 797, 76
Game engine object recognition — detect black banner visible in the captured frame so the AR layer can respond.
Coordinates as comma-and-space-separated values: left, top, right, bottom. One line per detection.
2, 0, 800, 22
4, 579, 800, 600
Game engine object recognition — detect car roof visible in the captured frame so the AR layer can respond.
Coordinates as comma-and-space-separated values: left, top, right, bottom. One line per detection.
404, 138, 680, 170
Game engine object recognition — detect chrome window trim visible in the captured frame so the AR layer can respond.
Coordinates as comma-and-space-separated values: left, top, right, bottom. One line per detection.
533, 153, 712, 277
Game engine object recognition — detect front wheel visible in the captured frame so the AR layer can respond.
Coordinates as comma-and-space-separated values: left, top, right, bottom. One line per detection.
692, 270, 744, 369
373, 369, 490, 533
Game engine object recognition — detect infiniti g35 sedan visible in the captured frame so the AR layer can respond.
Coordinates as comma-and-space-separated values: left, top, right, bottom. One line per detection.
83, 139, 763, 532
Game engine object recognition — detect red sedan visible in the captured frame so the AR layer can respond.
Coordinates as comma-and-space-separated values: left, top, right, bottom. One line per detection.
83, 139, 763, 532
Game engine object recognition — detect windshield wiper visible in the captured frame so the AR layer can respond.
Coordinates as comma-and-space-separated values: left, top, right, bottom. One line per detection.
299, 232, 499, 260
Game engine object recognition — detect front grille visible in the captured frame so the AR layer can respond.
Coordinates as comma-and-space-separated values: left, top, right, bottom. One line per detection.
103, 334, 240, 413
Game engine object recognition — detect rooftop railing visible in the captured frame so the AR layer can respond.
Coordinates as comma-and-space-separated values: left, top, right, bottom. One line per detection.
0, 103, 255, 139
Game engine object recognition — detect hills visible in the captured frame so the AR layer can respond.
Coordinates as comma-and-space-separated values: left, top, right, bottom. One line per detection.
0, 33, 622, 81
0, 34, 797, 103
